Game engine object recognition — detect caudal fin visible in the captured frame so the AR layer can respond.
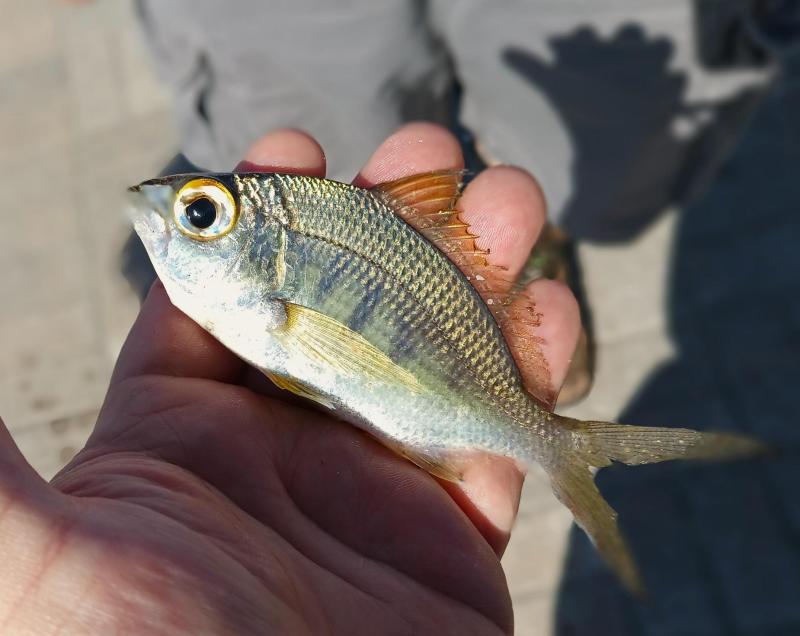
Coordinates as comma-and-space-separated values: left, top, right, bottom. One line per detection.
565, 418, 768, 468
547, 418, 766, 596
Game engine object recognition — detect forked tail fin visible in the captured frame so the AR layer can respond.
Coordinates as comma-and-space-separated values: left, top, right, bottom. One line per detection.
547, 417, 767, 596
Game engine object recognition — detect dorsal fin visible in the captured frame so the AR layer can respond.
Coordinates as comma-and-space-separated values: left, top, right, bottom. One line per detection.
500, 290, 555, 409
372, 170, 463, 215
373, 171, 556, 410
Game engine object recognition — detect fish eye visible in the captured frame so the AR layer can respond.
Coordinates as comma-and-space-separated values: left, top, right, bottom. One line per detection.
185, 197, 217, 229
173, 178, 238, 240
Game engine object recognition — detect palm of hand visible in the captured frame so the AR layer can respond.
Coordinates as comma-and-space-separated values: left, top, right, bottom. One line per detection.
47, 372, 507, 634
0, 125, 579, 634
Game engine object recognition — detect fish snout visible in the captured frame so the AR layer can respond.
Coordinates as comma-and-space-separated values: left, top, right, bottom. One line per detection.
126, 181, 179, 224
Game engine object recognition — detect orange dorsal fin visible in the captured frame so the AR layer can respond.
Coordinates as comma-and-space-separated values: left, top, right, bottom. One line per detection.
373, 170, 463, 215
500, 290, 555, 410
373, 171, 556, 411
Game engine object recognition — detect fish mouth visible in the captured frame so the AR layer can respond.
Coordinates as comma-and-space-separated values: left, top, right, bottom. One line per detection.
126, 184, 173, 223
127, 175, 186, 193
125, 184, 176, 263
127, 172, 242, 193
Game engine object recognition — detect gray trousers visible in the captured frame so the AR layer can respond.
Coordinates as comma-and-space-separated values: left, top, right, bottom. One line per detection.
136, 0, 787, 240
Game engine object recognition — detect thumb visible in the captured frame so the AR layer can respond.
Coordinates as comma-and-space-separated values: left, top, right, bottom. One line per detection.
0, 415, 60, 571
0, 415, 71, 632
0, 415, 51, 502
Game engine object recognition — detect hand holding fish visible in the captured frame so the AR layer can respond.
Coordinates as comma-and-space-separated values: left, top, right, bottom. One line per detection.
0, 125, 586, 634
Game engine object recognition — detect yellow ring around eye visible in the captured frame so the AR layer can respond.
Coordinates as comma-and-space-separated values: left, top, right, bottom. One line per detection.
173, 177, 239, 241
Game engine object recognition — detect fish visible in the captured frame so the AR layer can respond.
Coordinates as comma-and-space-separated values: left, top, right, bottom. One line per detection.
127, 170, 764, 595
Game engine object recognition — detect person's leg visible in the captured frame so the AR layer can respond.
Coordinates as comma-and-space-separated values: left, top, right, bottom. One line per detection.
431, 0, 775, 403
431, 0, 773, 240
135, 0, 452, 181
125, 0, 454, 301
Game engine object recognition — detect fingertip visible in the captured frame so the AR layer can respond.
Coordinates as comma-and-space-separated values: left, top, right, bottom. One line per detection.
0, 415, 49, 491
439, 454, 524, 556
354, 122, 464, 187
237, 128, 326, 177
458, 166, 547, 275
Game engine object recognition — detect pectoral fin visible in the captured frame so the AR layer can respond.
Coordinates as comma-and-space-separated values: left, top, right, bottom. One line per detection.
278, 302, 424, 393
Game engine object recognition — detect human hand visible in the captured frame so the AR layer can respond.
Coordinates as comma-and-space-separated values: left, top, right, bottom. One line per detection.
0, 124, 580, 634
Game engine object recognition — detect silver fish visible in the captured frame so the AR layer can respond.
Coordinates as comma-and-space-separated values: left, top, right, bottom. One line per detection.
128, 170, 763, 594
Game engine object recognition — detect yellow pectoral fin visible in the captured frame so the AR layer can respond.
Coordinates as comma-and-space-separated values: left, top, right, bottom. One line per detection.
278, 302, 424, 393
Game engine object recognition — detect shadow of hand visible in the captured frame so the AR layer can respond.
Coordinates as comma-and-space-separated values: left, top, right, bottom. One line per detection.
504, 25, 689, 240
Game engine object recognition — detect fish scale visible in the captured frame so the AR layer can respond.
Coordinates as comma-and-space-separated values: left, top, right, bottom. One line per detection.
270, 204, 535, 426
268, 174, 530, 413
284, 228, 486, 401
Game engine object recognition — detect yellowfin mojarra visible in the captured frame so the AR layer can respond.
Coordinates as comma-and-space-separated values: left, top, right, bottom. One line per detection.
128, 170, 763, 595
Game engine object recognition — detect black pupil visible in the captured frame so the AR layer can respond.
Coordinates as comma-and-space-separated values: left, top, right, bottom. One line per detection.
185, 197, 217, 229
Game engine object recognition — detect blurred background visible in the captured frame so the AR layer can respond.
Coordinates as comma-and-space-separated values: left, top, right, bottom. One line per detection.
1, 1, 798, 634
